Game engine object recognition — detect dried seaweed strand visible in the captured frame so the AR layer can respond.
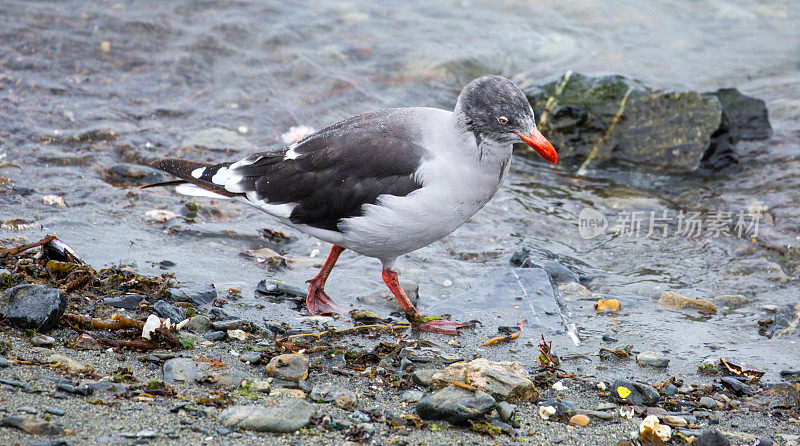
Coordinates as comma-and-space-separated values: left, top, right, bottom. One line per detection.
284, 322, 411, 340
62, 313, 145, 330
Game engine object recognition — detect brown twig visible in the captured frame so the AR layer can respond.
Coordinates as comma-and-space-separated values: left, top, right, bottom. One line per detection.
283, 322, 410, 340
482, 321, 524, 346
0, 235, 56, 257
450, 381, 482, 391
61, 272, 93, 293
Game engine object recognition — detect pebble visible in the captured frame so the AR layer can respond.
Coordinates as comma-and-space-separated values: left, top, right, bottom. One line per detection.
56, 383, 93, 396
401, 390, 424, 403
183, 315, 213, 333
694, 429, 731, 446
0, 415, 62, 435
203, 331, 226, 342
44, 408, 65, 416
496, 401, 517, 422
19, 406, 37, 414
636, 351, 670, 368
416, 385, 496, 425
163, 357, 200, 385
411, 369, 437, 386
699, 396, 718, 409
309, 383, 357, 410
239, 351, 262, 364
242, 378, 272, 392
663, 415, 688, 427
594, 299, 620, 312
31, 333, 57, 347
103, 294, 146, 309
0, 357, 8, 368
719, 376, 753, 396
268, 388, 306, 399
0, 284, 66, 331
265, 353, 309, 382
212, 319, 244, 331
47, 354, 93, 374
657, 291, 717, 314
609, 379, 660, 406
153, 300, 186, 323
167, 283, 217, 306
430, 358, 538, 402
220, 399, 315, 432
569, 414, 590, 427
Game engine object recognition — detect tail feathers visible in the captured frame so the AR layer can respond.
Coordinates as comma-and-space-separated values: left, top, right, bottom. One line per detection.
145, 158, 240, 198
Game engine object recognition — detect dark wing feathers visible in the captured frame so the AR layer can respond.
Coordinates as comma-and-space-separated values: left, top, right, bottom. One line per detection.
149, 109, 425, 232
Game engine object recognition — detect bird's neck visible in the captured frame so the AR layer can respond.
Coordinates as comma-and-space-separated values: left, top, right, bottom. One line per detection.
450, 106, 512, 164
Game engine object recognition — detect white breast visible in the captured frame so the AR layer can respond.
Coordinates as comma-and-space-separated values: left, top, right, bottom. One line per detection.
338, 110, 512, 263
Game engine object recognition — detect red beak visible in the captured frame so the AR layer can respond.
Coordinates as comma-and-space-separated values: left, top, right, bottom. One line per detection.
516, 129, 557, 165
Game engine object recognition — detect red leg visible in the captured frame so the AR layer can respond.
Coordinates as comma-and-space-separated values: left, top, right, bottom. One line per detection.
306, 245, 345, 315
381, 267, 473, 335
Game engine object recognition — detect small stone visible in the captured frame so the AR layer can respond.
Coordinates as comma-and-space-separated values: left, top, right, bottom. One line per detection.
163, 358, 200, 385
103, 294, 146, 309
31, 333, 57, 347
663, 415, 687, 427
309, 383, 356, 410
19, 406, 37, 414
0, 415, 62, 435
719, 376, 753, 396
239, 352, 262, 364
268, 388, 306, 398
594, 299, 620, 312
265, 354, 309, 382
103, 163, 167, 186
699, 396, 718, 409
609, 379, 660, 406
569, 414, 590, 427
167, 283, 217, 306
640, 415, 671, 444
219, 400, 314, 433
183, 315, 212, 333
412, 369, 437, 387
401, 390, 424, 403
44, 408, 66, 416
416, 385, 496, 425
0, 284, 67, 331
203, 331, 226, 342
694, 429, 731, 446
153, 300, 186, 323
496, 401, 517, 422
636, 351, 670, 368
242, 378, 272, 392
0, 357, 8, 368
47, 354, 93, 374
351, 310, 383, 322
430, 358, 538, 402
56, 383, 93, 396
212, 319, 243, 331
658, 291, 716, 314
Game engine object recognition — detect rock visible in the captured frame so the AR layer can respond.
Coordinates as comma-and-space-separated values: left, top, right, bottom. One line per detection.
657, 291, 717, 314
214, 369, 251, 389
416, 385, 497, 425
538, 398, 580, 417
242, 378, 272, 393
609, 379, 660, 406
401, 390, 424, 403
56, 383, 93, 396
707, 88, 772, 141
265, 354, 309, 382
569, 414, 590, 427
711, 294, 749, 308
153, 300, 186, 323
239, 352, 262, 365
183, 315, 213, 334
431, 358, 537, 402
309, 383, 357, 410
163, 358, 200, 385
44, 408, 65, 416
219, 399, 314, 433
412, 369, 437, 387
351, 310, 383, 322
0, 415, 62, 435
640, 415, 671, 444
662, 415, 688, 427
510, 246, 601, 284
0, 357, 9, 368
0, 284, 66, 331
103, 163, 167, 186
594, 299, 619, 312
167, 283, 217, 306
31, 333, 56, 347
103, 294, 146, 309
496, 401, 517, 422
694, 429, 731, 446
729, 257, 788, 283
203, 331, 226, 342
212, 319, 243, 331
520, 72, 748, 173
746, 384, 800, 410
699, 396, 719, 409
636, 351, 670, 368
426, 267, 576, 343
760, 303, 800, 338
47, 354, 92, 374
719, 377, 753, 396
269, 388, 306, 399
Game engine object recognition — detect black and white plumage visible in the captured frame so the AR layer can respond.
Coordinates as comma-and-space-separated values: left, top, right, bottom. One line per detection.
147, 75, 557, 334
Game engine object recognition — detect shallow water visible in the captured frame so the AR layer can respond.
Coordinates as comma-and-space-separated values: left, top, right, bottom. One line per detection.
1, 0, 799, 380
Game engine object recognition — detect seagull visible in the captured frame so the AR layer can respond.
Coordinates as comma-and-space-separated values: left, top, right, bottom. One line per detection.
145, 75, 556, 334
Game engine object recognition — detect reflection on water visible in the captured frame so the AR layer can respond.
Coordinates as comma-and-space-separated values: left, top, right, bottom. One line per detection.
1, 0, 799, 379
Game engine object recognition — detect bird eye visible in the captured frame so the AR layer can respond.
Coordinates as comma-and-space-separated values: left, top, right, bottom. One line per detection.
497, 116, 509, 125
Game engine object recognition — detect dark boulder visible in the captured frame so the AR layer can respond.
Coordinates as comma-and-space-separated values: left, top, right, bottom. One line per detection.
518, 72, 771, 174
416, 385, 496, 425
0, 284, 66, 332
103, 163, 167, 186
